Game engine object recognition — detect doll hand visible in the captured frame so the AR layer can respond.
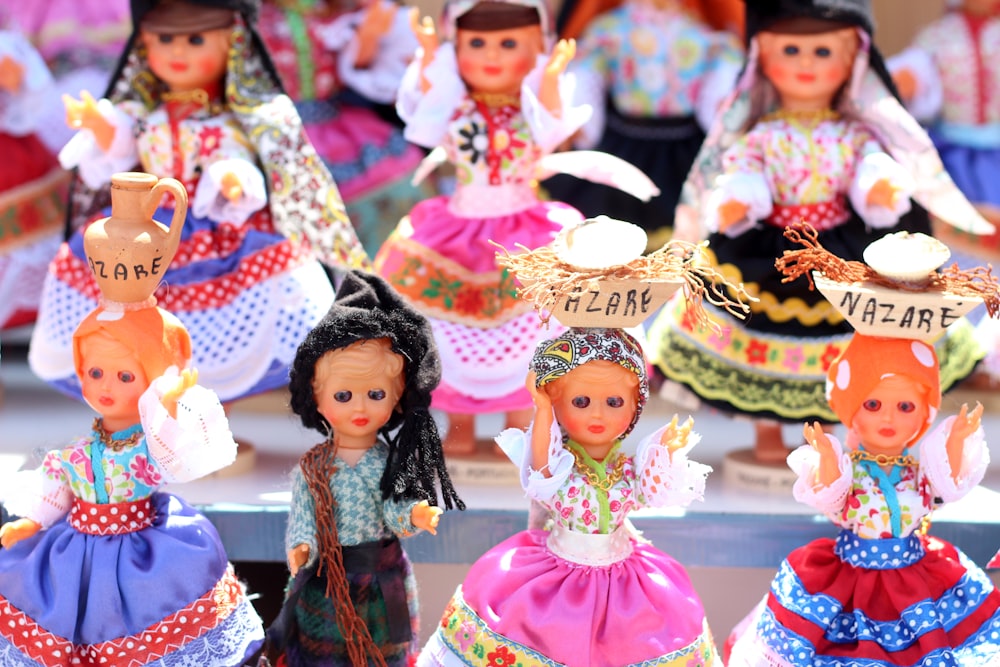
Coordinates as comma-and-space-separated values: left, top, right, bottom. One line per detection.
63, 90, 116, 151
411, 500, 442, 535
659, 415, 694, 455
717, 199, 749, 232
947, 402, 983, 450
865, 178, 900, 210
0, 55, 24, 93
545, 38, 576, 80
893, 68, 918, 101
219, 171, 243, 202
356, 1, 397, 68
287, 544, 310, 576
525, 371, 552, 412
0, 518, 41, 549
804, 421, 839, 488
409, 9, 438, 57
160, 368, 199, 420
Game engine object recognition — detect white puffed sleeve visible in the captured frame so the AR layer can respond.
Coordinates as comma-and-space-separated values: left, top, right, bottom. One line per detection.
705, 171, 773, 236
886, 47, 942, 124
138, 368, 237, 483
495, 411, 574, 503
191, 157, 267, 225
918, 416, 988, 504
58, 99, 140, 188
569, 66, 604, 150
397, 43, 466, 148
520, 55, 591, 154
0, 31, 53, 136
848, 149, 915, 229
1, 451, 74, 529
633, 424, 711, 509
789, 436, 853, 516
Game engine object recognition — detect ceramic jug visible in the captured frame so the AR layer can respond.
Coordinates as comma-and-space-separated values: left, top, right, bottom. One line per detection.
83, 172, 187, 304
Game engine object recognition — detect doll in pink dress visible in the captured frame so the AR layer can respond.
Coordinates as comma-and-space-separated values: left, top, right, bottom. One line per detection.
29, 0, 369, 406
648, 0, 989, 463
419, 327, 716, 666
258, 0, 431, 255
374, 0, 591, 455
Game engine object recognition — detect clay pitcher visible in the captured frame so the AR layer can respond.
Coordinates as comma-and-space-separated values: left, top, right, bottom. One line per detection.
83, 172, 187, 304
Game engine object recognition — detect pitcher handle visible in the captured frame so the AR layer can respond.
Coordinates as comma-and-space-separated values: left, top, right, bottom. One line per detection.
143, 177, 188, 258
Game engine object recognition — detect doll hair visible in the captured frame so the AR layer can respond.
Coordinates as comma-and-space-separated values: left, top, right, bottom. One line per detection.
455, 1, 542, 31
312, 338, 406, 408
72, 306, 192, 385
138, 0, 236, 34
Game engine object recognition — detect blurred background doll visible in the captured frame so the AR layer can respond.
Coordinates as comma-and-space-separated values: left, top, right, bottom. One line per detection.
28, 0, 370, 408
373, 0, 591, 456
420, 327, 716, 667
271, 270, 463, 667
258, 0, 431, 255
5, 0, 130, 153
0, 301, 265, 665
0, 29, 68, 336
647, 0, 989, 464
727, 332, 1000, 666
542, 0, 744, 248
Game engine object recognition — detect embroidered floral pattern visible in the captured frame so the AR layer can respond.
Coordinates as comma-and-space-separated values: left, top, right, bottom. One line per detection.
836, 462, 931, 540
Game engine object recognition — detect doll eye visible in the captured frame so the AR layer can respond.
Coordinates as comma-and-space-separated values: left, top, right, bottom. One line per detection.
862, 399, 882, 411
783, 44, 800, 56
501, 38, 517, 49
606, 396, 625, 408
188, 34, 206, 46
334, 390, 352, 403
118, 371, 136, 383
814, 46, 832, 57
368, 389, 387, 400
897, 401, 916, 413
469, 37, 485, 48
157, 34, 175, 45
571, 396, 590, 408
88, 367, 104, 380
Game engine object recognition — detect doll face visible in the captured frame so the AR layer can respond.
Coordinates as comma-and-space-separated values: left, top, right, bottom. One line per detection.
758, 28, 858, 111
455, 25, 543, 96
313, 341, 404, 451
850, 375, 929, 456
141, 28, 230, 92
79, 334, 150, 433
548, 361, 638, 453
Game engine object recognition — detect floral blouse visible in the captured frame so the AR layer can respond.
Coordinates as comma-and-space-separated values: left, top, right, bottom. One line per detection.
1, 372, 237, 529
710, 112, 914, 233
285, 440, 420, 569
788, 416, 988, 540
496, 416, 710, 535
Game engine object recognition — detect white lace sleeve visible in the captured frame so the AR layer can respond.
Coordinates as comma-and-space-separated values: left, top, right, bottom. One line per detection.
58, 99, 139, 188
789, 436, 852, 516
886, 47, 942, 123
0, 31, 53, 136
191, 157, 267, 225
569, 66, 605, 150
138, 368, 238, 483
495, 411, 573, 503
398, 43, 466, 148
706, 171, 773, 236
633, 424, 711, 509
520, 55, 591, 154
334, 3, 417, 105
849, 149, 915, 229
1, 451, 73, 529
919, 417, 988, 504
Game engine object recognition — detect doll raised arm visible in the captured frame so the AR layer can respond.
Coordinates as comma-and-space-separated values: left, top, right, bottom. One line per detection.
539, 38, 575, 118
658, 415, 695, 460
945, 402, 984, 483
803, 421, 840, 489
63, 90, 115, 151
526, 370, 555, 478
409, 9, 439, 93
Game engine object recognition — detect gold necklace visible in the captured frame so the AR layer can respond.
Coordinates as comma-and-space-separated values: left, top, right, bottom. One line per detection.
571, 447, 627, 492
93, 418, 142, 452
762, 107, 840, 128
471, 92, 521, 109
848, 449, 916, 467
162, 88, 222, 114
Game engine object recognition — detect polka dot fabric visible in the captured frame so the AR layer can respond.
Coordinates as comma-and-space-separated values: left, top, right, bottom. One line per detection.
69, 497, 155, 536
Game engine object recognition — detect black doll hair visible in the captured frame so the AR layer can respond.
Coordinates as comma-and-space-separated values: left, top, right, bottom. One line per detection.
455, 1, 542, 31
289, 269, 464, 511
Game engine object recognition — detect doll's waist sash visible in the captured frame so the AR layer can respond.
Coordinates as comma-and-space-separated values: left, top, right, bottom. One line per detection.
547, 523, 633, 566
765, 197, 849, 232
448, 183, 538, 217
69, 496, 155, 536
833, 529, 925, 570
341, 536, 411, 643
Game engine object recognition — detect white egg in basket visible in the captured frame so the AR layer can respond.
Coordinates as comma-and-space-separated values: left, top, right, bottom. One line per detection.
862, 232, 951, 283
553, 216, 647, 270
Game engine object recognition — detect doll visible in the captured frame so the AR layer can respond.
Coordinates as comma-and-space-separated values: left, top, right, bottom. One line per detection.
543, 0, 744, 247
419, 327, 717, 667
647, 0, 988, 463
258, 0, 432, 255
0, 303, 265, 665
28, 0, 369, 405
726, 331, 1000, 666
0, 29, 68, 333
273, 270, 463, 667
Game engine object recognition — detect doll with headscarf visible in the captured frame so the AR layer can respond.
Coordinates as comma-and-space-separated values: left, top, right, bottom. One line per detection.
419, 326, 717, 667
372, 0, 598, 457
726, 332, 1000, 666
0, 302, 265, 665
272, 270, 463, 667
257, 0, 431, 255
647, 0, 990, 463
28, 0, 370, 406
0, 29, 68, 335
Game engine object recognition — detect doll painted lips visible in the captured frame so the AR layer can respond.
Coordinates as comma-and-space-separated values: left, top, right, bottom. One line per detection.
169, 62, 188, 72
588, 425, 605, 434
352, 417, 370, 427
483, 66, 503, 75
878, 427, 895, 437
795, 73, 816, 82
99, 396, 114, 406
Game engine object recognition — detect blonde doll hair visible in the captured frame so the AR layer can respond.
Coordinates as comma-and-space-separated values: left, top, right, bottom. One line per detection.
312, 338, 406, 410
